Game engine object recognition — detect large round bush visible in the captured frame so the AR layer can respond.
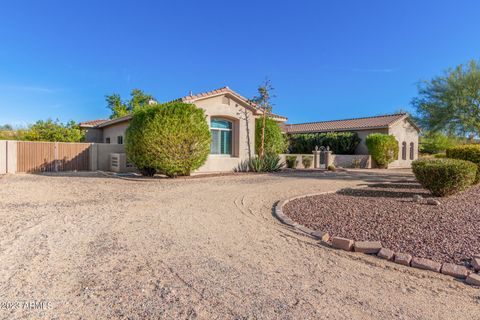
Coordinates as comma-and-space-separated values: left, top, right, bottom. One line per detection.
255, 117, 287, 156
125, 102, 211, 177
412, 158, 477, 197
446, 144, 480, 183
365, 133, 399, 168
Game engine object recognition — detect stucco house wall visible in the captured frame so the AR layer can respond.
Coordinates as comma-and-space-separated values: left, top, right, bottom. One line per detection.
388, 118, 419, 168
102, 122, 129, 144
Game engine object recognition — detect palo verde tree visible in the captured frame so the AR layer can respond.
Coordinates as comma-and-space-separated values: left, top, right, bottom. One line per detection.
250, 79, 275, 159
106, 89, 156, 119
412, 60, 480, 140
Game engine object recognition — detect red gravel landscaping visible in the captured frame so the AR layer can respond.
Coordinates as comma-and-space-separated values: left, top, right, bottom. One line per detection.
283, 181, 480, 266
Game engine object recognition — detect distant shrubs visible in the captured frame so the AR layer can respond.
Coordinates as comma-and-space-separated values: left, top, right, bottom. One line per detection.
235, 154, 283, 173
288, 132, 360, 154
412, 158, 477, 197
420, 132, 462, 154
446, 145, 480, 183
302, 155, 313, 168
286, 155, 298, 169
365, 133, 399, 168
125, 102, 211, 177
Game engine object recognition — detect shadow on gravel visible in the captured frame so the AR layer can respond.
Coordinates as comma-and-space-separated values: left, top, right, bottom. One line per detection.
336, 186, 429, 199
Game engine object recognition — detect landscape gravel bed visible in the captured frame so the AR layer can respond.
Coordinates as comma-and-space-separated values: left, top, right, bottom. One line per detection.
283, 180, 480, 266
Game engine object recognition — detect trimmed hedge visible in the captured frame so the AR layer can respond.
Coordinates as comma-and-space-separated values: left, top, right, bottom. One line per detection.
302, 155, 313, 168
365, 133, 399, 168
125, 102, 211, 177
288, 132, 360, 155
412, 158, 477, 197
255, 117, 287, 156
286, 155, 298, 168
446, 145, 480, 183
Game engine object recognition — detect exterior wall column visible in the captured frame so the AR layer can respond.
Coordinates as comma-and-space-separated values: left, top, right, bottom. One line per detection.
313, 148, 320, 169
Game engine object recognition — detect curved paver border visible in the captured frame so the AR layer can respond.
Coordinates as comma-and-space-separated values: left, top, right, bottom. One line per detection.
274, 188, 480, 287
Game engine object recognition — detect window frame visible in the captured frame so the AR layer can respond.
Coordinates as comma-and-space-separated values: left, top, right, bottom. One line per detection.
401, 141, 407, 160
409, 142, 414, 160
117, 136, 123, 144
105, 137, 111, 144
210, 118, 233, 156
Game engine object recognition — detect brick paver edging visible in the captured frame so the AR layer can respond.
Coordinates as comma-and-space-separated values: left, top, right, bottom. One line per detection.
274, 189, 480, 287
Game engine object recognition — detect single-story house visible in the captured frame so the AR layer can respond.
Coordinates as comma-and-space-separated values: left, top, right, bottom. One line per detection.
280, 113, 420, 168
80, 87, 288, 172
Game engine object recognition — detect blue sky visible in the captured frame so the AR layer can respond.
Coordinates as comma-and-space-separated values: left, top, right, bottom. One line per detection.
0, 0, 479, 127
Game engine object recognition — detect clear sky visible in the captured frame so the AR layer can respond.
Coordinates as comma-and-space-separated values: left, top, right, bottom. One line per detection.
0, 0, 479, 127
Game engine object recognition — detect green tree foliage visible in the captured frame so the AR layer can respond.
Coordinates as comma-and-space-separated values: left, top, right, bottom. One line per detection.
255, 117, 286, 156
125, 102, 211, 177
412, 158, 477, 197
413, 60, 480, 139
106, 89, 155, 119
446, 144, 480, 183
419, 131, 462, 154
365, 133, 399, 168
288, 132, 360, 154
0, 124, 13, 131
23, 119, 84, 142
251, 79, 275, 158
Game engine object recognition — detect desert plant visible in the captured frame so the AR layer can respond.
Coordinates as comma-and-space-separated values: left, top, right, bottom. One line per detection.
446, 145, 480, 183
327, 164, 336, 171
412, 158, 477, 196
419, 131, 462, 154
288, 132, 360, 154
365, 133, 399, 168
286, 155, 298, 169
125, 102, 211, 177
352, 158, 361, 168
234, 155, 283, 173
302, 155, 313, 168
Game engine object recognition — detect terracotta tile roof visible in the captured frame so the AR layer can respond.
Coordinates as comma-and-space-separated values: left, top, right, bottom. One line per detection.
282, 113, 413, 134
79, 119, 109, 127
82, 87, 288, 128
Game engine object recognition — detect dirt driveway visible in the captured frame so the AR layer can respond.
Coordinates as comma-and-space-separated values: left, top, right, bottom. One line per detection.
0, 171, 478, 319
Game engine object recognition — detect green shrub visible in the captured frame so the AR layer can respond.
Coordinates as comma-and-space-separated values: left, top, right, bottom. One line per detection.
125, 102, 211, 177
235, 155, 283, 172
255, 117, 287, 156
286, 155, 298, 169
288, 132, 360, 154
302, 155, 313, 168
446, 145, 480, 183
433, 153, 447, 159
412, 158, 477, 196
365, 133, 399, 168
419, 132, 462, 154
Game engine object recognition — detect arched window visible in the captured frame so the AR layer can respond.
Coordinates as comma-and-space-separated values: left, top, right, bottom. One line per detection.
409, 142, 414, 160
210, 118, 232, 155
402, 142, 407, 160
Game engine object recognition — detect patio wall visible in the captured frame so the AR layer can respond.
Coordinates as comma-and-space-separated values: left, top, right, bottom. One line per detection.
331, 154, 372, 168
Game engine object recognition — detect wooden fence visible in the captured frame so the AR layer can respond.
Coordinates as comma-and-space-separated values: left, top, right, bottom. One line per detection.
16, 141, 91, 173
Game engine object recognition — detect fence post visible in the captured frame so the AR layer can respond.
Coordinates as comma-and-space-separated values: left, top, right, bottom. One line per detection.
313, 146, 320, 169
6, 141, 17, 174
89, 143, 98, 171
54, 142, 59, 172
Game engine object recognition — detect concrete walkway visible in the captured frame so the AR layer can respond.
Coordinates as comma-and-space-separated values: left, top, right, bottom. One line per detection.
0, 171, 477, 319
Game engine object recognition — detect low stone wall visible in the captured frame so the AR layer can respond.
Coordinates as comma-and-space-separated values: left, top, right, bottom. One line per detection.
332, 154, 372, 169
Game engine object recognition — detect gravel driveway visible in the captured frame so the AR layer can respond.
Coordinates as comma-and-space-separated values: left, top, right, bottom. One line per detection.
0, 171, 478, 319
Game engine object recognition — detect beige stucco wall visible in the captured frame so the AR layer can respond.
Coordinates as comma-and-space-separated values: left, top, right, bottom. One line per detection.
332, 154, 372, 168
388, 119, 419, 168
84, 128, 103, 143
95, 144, 126, 171
0, 140, 6, 174
194, 95, 256, 172
102, 122, 129, 144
